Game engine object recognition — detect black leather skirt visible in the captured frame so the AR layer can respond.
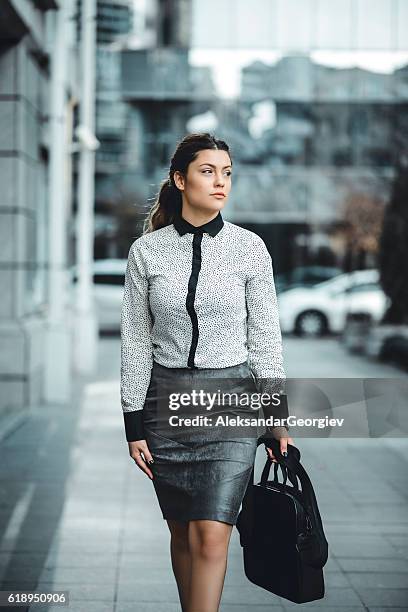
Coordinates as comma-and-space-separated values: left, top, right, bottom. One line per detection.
142, 360, 260, 525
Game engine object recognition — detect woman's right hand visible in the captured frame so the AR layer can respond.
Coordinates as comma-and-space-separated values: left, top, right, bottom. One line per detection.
128, 440, 154, 479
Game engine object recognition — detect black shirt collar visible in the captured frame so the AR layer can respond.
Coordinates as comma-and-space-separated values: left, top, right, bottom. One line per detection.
173, 210, 224, 237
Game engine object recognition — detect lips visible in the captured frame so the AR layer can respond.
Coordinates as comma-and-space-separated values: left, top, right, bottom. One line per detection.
211, 193, 225, 197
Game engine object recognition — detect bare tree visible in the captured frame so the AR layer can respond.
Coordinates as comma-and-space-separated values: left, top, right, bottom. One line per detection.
340, 192, 385, 271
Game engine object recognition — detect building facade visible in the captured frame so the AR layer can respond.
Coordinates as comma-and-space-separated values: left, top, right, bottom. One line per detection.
0, 0, 76, 433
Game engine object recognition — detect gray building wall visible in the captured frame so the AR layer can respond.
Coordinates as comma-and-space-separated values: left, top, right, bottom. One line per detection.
0, 1, 57, 431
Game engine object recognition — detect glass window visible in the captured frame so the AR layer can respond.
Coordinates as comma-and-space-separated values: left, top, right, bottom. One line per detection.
316, 0, 353, 49
356, 0, 393, 50
397, 0, 408, 50
276, 0, 313, 50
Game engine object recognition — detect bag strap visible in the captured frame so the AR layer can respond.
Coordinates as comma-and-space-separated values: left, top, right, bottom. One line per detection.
261, 457, 289, 487
238, 436, 300, 544
258, 435, 300, 486
259, 436, 327, 542
245, 435, 300, 491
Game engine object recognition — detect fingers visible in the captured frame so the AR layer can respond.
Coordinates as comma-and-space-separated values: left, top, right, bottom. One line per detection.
140, 442, 154, 465
266, 436, 296, 462
134, 454, 154, 479
280, 437, 288, 457
280, 435, 296, 457
266, 447, 278, 463
128, 440, 154, 480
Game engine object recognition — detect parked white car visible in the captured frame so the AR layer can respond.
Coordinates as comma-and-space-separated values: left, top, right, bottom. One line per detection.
277, 269, 389, 336
71, 259, 127, 331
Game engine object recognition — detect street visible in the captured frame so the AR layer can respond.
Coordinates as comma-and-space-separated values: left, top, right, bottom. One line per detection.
0, 336, 407, 612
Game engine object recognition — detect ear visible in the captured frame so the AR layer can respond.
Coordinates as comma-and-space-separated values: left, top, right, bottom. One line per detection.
173, 170, 185, 191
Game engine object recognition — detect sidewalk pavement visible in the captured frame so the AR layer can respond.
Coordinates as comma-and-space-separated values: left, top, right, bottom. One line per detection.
0, 336, 407, 612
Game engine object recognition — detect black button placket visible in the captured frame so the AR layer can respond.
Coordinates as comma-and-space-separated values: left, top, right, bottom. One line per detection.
186, 230, 203, 368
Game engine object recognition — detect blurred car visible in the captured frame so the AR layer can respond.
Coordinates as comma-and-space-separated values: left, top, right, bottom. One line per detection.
277, 269, 388, 336
380, 335, 408, 371
71, 259, 127, 331
274, 266, 343, 294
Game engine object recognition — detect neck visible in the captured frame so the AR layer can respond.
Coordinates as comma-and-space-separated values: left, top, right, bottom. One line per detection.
181, 205, 219, 227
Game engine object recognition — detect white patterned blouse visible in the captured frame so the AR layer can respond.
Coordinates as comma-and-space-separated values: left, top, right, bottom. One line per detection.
120, 210, 287, 441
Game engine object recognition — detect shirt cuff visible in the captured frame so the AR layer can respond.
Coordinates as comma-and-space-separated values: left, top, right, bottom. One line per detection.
261, 392, 289, 419
123, 410, 145, 442
265, 425, 290, 438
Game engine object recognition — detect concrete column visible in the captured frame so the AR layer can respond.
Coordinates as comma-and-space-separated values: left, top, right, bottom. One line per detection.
44, 1, 76, 403
73, 0, 99, 375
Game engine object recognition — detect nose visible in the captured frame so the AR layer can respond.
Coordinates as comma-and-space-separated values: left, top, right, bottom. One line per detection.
214, 172, 225, 187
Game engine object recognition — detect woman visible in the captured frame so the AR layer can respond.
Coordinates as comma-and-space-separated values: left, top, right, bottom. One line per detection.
120, 132, 294, 612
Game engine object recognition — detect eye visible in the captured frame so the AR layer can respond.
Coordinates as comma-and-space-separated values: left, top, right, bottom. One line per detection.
201, 169, 232, 176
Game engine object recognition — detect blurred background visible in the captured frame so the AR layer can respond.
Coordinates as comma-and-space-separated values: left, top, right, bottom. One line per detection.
0, 2, 408, 609
1, 0, 408, 424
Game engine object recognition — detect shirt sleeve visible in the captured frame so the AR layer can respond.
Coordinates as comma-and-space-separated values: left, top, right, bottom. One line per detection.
245, 237, 289, 429
120, 241, 153, 442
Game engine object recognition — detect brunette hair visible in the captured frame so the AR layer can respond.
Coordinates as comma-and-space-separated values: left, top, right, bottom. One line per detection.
142, 132, 232, 234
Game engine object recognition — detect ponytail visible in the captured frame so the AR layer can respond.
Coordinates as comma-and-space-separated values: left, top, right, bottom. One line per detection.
142, 178, 181, 235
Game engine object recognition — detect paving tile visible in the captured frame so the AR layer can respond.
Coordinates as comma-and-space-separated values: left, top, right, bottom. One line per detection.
368, 608, 408, 612
349, 505, 408, 522
116, 581, 180, 603
42, 552, 120, 569
118, 565, 176, 584
37, 566, 117, 584
47, 541, 119, 555
357, 588, 408, 607
221, 606, 284, 611
1, 580, 41, 590
29, 604, 114, 612
335, 557, 408, 573
278, 588, 362, 607
327, 534, 402, 558
113, 605, 180, 612
283, 601, 364, 612
117, 552, 171, 571
322, 572, 351, 588
385, 535, 408, 546
347, 571, 408, 589
223, 566, 258, 587
326, 523, 408, 536
321, 555, 342, 572
221, 584, 299, 605
33, 582, 115, 602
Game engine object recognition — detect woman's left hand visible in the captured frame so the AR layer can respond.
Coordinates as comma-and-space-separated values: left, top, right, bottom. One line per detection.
266, 428, 295, 462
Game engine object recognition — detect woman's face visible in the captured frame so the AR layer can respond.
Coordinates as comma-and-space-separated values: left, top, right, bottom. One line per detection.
174, 148, 232, 214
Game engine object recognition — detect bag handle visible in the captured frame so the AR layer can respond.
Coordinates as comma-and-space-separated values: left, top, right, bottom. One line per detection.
244, 435, 300, 493
261, 457, 289, 487
259, 438, 300, 489
238, 436, 301, 544
259, 436, 312, 508
261, 454, 302, 491
259, 436, 328, 546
